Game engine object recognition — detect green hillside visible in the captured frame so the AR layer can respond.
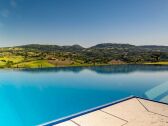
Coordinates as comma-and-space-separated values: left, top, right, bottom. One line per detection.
0, 43, 167, 68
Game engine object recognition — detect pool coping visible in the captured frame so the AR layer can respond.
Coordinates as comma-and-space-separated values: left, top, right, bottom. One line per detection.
38, 96, 168, 126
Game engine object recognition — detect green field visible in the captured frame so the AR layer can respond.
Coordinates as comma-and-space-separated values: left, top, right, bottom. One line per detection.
0, 44, 167, 69
0, 61, 6, 67
12, 60, 55, 68
0, 56, 24, 63
144, 62, 168, 65
0, 54, 167, 69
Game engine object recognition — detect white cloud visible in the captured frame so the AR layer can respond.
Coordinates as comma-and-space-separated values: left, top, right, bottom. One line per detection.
0, 9, 10, 18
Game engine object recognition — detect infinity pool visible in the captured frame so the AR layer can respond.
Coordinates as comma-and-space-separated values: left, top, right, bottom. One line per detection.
0, 65, 167, 126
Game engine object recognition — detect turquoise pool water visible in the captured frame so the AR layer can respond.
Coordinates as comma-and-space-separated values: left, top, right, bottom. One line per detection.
0, 65, 168, 126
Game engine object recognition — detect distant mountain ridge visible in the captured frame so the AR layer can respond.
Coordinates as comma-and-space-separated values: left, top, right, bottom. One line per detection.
17, 43, 168, 52
13, 43, 168, 64
90, 43, 135, 48
18, 44, 84, 52
0, 43, 167, 68
139, 45, 168, 52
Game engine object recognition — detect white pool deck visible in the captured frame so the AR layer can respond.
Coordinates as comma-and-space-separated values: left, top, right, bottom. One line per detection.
49, 97, 168, 126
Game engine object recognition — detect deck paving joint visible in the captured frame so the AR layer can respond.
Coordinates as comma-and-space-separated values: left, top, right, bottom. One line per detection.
137, 98, 168, 118
42, 97, 168, 126
136, 98, 149, 112
99, 110, 128, 124
70, 120, 81, 126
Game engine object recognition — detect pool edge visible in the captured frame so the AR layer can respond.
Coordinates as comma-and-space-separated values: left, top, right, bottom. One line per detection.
38, 96, 168, 126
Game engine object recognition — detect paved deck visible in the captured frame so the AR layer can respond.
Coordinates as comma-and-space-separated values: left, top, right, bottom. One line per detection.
53, 98, 168, 126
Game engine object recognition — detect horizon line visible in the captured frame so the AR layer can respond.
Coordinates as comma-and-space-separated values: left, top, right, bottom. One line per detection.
0, 42, 168, 48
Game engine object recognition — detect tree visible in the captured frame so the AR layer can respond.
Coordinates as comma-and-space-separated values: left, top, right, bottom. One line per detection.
6, 61, 14, 68
151, 52, 161, 62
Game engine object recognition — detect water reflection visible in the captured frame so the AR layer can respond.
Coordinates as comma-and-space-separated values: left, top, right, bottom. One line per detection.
0, 65, 167, 126
20, 65, 168, 74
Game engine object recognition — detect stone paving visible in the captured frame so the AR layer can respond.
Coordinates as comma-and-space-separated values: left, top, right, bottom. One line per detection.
53, 98, 168, 126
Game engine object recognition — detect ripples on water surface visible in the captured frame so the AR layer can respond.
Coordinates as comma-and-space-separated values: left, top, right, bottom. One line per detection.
0, 65, 167, 126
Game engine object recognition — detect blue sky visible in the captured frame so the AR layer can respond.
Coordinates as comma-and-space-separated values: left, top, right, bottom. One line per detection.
0, 0, 168, 47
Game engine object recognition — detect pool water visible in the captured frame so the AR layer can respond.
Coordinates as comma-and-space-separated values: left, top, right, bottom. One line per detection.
0, 65, 167, 126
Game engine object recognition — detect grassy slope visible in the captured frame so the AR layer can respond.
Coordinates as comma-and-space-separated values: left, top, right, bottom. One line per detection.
0, 56, 24, 63
0, 46, 167, 68
12, 60, 55, 68
0, 61, 6, 67
144, 62, 168, 65
12, 61, 168, 69
1, 59, 168, 69
0, 55, 24, 68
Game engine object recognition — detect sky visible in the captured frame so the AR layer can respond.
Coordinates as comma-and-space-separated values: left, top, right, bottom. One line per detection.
0, 0, 168, 47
